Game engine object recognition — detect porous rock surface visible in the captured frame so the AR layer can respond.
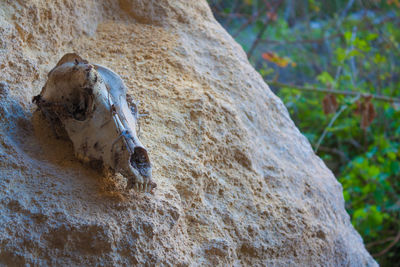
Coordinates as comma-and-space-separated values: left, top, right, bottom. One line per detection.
0, 0, 377, 266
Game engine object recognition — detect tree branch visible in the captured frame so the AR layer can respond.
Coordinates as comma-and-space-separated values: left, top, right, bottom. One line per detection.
247, 0, 284, 60
367, 236, 396, 248
314, 96, 359, 153
247, 16, 270, 60
232, 5, 269, 38
261, 33, 342, 45
317, 146, 350, 162
373, 230, 400, 258
267, 81, 400, 103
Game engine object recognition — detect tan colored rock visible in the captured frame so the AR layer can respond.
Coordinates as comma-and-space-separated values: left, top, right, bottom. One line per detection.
0, 0, 376, 266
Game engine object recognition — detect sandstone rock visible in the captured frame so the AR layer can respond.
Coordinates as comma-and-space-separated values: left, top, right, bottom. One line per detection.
0, 0, 377, 266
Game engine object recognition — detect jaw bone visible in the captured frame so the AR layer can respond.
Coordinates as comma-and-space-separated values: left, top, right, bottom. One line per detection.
33, 53, 156, 193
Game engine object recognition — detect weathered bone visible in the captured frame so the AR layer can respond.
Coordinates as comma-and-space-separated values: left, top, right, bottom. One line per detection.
33, 53, 156, 193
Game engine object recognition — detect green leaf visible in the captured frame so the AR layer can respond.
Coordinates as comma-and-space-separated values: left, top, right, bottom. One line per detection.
355, 38, 371, 52
316, 71, 335, 87
343, 190, 350, 201
367, 165, 380, 178
344, 31, 352, 44
353, 208, 367, 219
373, 53, 387, 64
348, 49, 363, 58
387, 151, 397, 161
335, 47, 347, 62
366, 33, 379, 41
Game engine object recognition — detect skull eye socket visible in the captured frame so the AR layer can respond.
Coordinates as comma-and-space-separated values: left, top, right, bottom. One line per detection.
70, 88, 94, 121
130, 147, 151, 176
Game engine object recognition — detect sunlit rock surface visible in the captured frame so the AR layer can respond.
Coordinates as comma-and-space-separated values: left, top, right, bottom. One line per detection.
0, 0, 376, 266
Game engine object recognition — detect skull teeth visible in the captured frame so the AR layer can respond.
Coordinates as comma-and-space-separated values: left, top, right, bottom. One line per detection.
131, 182, 154, 193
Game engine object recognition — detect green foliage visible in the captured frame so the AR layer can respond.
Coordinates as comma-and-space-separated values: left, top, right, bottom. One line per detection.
209, 0, 400, 265
275, 11, 400, 264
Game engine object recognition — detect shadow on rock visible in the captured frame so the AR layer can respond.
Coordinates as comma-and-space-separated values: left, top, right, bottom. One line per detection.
0, 81, 123, 197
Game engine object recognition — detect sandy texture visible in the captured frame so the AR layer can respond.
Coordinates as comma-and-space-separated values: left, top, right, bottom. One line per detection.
0, 0, 376, 266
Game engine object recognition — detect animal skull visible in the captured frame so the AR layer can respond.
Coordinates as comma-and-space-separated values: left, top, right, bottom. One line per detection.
33, 53, 156, 193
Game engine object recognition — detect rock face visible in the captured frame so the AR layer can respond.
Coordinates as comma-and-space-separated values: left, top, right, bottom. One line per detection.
0, 0, 376, 266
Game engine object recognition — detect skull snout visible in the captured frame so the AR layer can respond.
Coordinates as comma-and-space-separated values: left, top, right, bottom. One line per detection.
127, 147, 156, 192
130, 147, 151, 177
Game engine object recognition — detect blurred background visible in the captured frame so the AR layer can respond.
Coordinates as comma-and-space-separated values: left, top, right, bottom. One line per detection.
207, 0, 400, 265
